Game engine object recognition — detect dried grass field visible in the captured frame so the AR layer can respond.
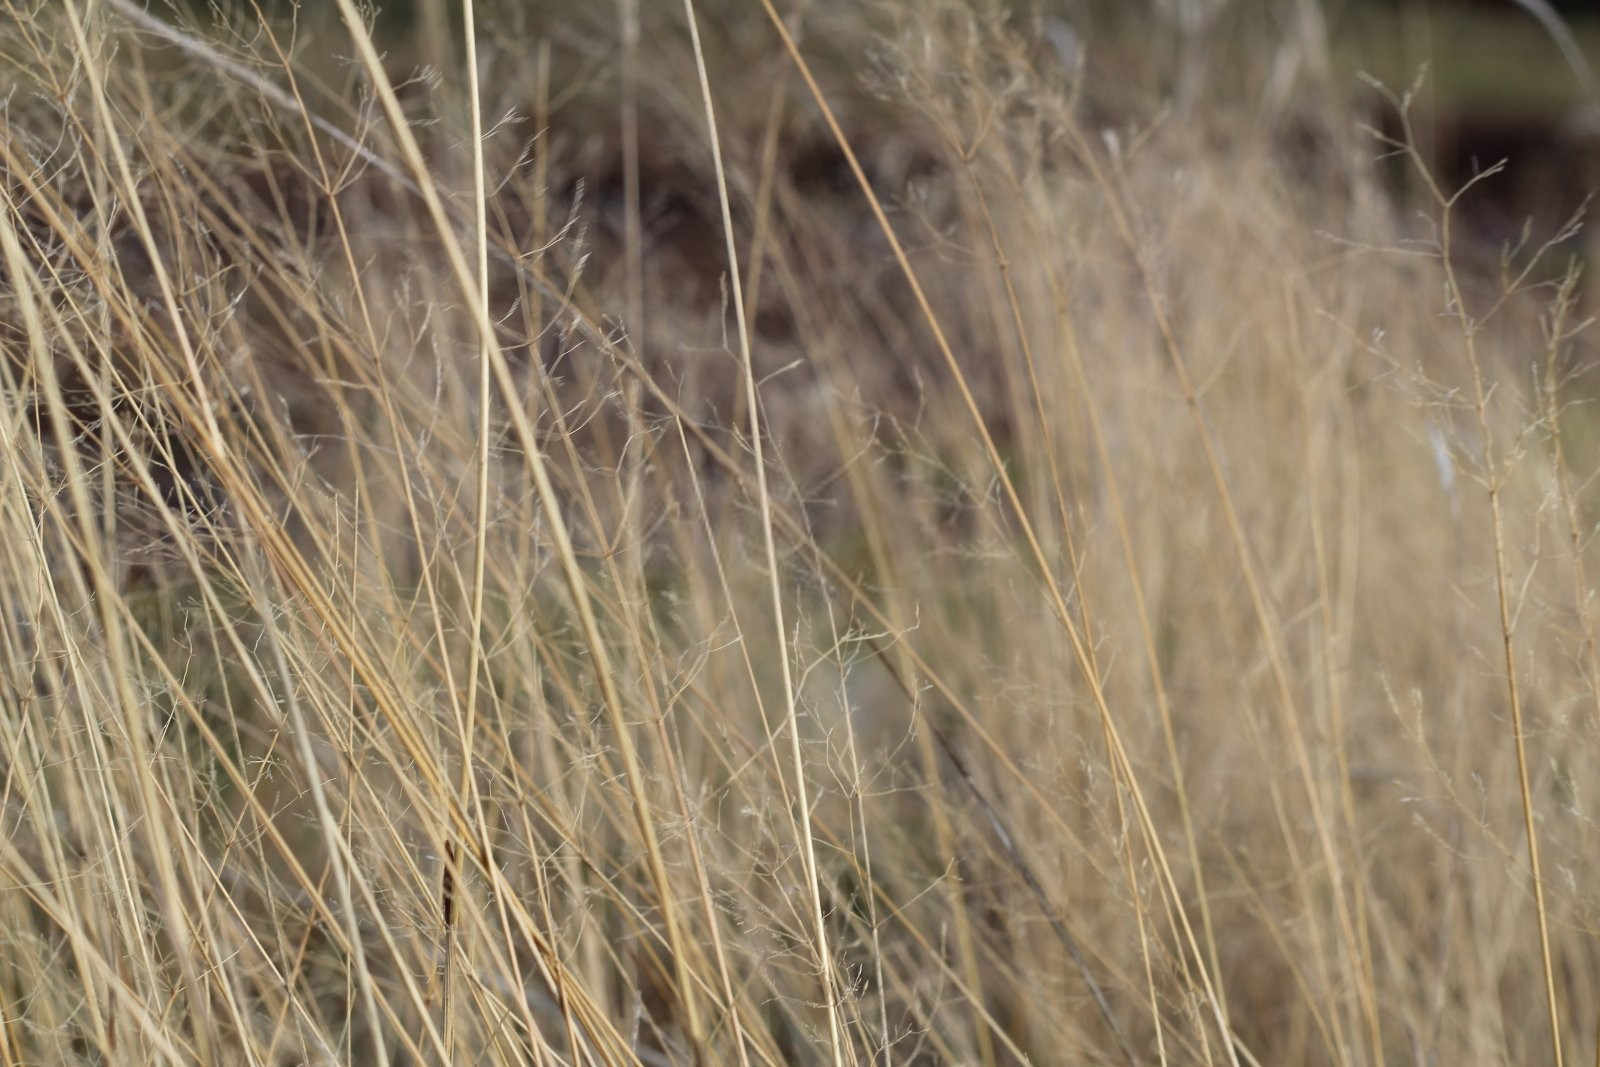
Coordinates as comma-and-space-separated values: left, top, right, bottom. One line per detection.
2, 1, 1599, 1063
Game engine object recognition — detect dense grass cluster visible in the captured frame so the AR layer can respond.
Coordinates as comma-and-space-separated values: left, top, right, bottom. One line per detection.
3, 1, 1599, 1063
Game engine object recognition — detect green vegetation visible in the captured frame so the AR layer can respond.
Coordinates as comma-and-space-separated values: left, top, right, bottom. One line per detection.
2, 1, 1598, 1064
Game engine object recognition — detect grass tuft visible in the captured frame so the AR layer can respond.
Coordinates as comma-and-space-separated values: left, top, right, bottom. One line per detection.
2, 1, 1599, 1064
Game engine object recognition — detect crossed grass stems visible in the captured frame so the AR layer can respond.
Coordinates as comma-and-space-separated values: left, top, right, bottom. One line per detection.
0, 0, 1593, 1064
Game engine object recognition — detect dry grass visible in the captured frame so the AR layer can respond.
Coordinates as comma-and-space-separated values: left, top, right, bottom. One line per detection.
2, 1, 1599, 1064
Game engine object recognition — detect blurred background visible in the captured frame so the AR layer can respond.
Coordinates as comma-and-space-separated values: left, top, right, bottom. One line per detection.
186, 0, 1600, 296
